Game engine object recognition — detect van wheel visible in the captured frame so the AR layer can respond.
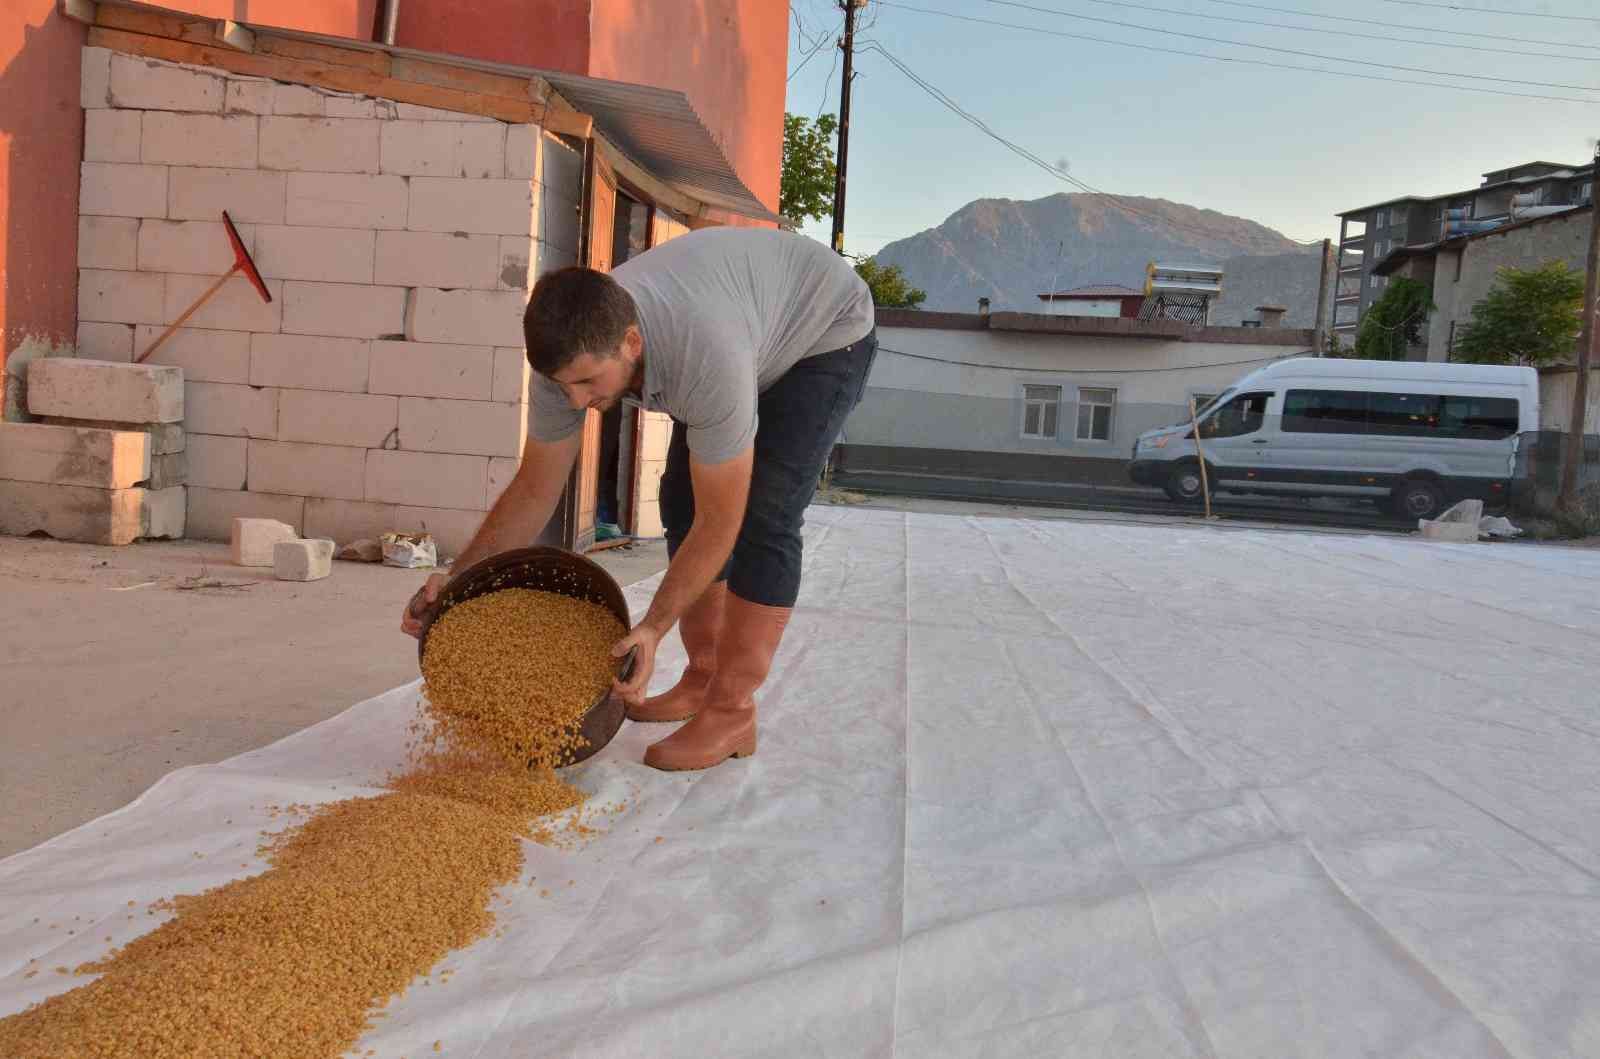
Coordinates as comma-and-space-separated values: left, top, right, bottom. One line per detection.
1392, 478, 1443, 520
1164, 462, 1208, 504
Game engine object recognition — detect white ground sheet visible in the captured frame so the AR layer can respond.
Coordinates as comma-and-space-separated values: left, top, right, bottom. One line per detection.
4, 507, 1600, 1057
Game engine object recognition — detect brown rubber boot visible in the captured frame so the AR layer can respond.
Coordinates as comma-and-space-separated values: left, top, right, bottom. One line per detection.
643, 593, 792, 772
627, 581, 727, 723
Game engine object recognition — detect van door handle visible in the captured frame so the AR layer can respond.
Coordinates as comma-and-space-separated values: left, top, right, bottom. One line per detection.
1251, 439, 1269, 445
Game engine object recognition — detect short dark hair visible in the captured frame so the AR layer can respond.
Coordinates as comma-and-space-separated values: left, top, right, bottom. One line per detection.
522, 267, 639, 376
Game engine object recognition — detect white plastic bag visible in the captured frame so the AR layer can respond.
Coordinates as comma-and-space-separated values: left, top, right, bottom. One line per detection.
380, 531, 437, 569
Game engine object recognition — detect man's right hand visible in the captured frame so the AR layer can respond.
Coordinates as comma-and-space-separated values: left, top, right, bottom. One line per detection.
401, 572, 450, 639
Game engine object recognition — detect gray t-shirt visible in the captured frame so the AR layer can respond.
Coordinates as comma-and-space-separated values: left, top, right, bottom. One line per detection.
530, 227, 874, 463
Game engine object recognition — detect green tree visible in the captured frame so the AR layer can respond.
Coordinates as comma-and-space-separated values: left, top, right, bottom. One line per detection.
1452, 261, 1584, 367
853, 256, 927, 309
780, 113, 838, 226
1354, 276, 1433, 360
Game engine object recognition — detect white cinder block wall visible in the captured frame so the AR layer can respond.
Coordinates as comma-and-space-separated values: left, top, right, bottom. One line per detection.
75, 47, 584, 554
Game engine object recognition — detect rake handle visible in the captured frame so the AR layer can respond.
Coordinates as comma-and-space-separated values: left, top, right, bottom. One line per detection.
134, 264, 240, 365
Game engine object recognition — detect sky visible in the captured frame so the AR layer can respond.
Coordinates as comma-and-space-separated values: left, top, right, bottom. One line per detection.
782, 0, 1600, 257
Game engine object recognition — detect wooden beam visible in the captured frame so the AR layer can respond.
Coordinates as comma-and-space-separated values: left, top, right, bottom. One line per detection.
390, 56, 531, 102
217, 20, 255, 53
87, 27, 547, 123
60, 0, 96, 27
595, 135, 705, 219
95, 5, 194, 39
541, 104, 593, 139
255, 35, 392, 77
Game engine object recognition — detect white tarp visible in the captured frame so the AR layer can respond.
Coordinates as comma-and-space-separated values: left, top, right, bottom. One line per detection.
4, 507, 1600, 1057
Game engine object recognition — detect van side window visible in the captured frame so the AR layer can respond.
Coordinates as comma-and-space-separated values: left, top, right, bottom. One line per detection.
1283, 389, 1368, 434
1439, 396, 1518, 439
1202, 392, 1270, 438
1367, 392, 1441, 436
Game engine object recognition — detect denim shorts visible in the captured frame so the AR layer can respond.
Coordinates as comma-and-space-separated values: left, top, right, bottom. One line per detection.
659, 329, 878, 608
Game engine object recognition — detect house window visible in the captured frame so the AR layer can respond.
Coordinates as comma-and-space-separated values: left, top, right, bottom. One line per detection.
1372, 208, 1386, 228
1021, 384, 1061, 439
1076, 387, 1116, 441
1582, 182, 1594, 205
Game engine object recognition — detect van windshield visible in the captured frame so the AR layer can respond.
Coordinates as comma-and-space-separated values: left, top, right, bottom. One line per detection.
1181, 389, 1232, 425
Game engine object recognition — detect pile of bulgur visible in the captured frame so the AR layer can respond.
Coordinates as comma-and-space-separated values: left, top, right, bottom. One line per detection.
0, 589, 626, 1059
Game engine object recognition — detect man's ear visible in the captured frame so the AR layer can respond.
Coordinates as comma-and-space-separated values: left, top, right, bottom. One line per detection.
623, 325, 644, 359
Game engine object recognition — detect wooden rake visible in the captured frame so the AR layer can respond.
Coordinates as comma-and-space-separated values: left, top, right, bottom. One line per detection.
136, 211, 271, 365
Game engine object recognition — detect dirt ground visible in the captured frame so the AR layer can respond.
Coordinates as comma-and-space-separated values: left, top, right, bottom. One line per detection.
0, 536, 667, 859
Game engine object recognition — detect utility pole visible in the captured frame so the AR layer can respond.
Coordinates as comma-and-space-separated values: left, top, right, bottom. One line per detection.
1559, 142, 1600, 510
1313, 237, 1333, 356
829, 0, 865, 256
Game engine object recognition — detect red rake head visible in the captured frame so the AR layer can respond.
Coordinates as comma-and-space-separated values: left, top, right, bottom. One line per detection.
223, 210, 271, 304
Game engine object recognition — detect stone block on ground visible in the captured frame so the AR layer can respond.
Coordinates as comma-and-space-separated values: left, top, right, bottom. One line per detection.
232, 516, 297, 566
27, 359, 182, 424
0, 422, 151, 489
274, 538, 335, 581
144, 485, 186, 539
144, 451, 188, 490
0, 482, 172, 545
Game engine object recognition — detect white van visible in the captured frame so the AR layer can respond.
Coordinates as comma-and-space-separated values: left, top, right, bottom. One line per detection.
1129, 358, 1539, 519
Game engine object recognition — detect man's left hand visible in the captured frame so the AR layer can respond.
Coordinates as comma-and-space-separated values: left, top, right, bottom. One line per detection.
611, 623, 662, 708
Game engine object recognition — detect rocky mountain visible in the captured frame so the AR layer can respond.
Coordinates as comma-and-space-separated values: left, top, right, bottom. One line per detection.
872, 193, 1324, 327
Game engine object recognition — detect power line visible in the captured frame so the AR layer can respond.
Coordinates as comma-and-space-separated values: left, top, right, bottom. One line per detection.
1383, 0, 1600, 22
1035, 0, 1600, 62
857, 41, 1319, 243
872, 1, 1600, 103
1199, 0, 1600, 52
984, 0, 1600, 92
876, 345, 1312, 373
788, 3, 837, 81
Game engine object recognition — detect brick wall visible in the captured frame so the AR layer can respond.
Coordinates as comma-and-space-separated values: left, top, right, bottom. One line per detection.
74, 46, 583, 555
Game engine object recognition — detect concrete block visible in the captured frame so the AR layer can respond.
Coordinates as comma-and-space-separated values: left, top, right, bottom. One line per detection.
144, 485, 186, 538
392, 506, 484, 557
137, 218, 257, 275
504, 124, 538, 181
1419, 519, 1479, 543
497, 236, 537, 290
169, 167, 285, 224
247, 439, 367, 501
0, 422, 151, 489
380, 120, 505, 179
78, 217, 139, 271
231, 516, 298, 565
144, 451, 188, 489
81, 162, 167, 219
184, 382, 278, 439
28, 359, 183, 423
163, 274, 283, 333
399, 397, 524, 460
259, 116, 380, 174
305, 497, 398, 544
108, 53, 223, 112
393, 102, 495, 122
274, 537, 335, 580
225, 79, 273, 115
488, 455, 519, 506
42, 418, 185, 455
285, 172, 408, 230
369, 341, 494, 400
186, 433, 247, 490
252, 225, 375, 284
84, 110, 142, 163
250, 334, 370, 393
278, 390, 397, 448
323, 94, 378, 119
288, 171, 412, 231
374, 231, 499, 289
492, 347, 530, 404
82, 46, 111, 109
79, 269, 166, 326
187, 488, 305, 541
406, 288, 526, 347
0, 481, 144, 545
141, 113, 257, 168
133, 326, 252, 385
407, 177, 535, 235
364, 449, 488, 510
77, 322, 135, 362
282, 282, 406, 340
272, 84, 326, 116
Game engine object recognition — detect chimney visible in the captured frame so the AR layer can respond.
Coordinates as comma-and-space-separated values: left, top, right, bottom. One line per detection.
978, 297, 991, 317
1256, 304, 1288, 329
